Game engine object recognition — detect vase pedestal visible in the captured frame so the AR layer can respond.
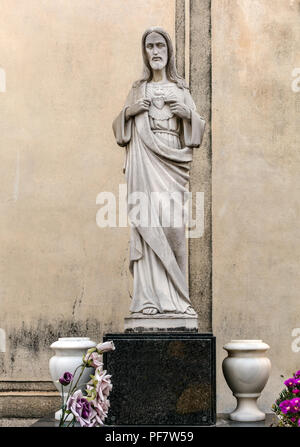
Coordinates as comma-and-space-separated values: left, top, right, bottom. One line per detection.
229, 395, 266, 422
103, 332, 216, 426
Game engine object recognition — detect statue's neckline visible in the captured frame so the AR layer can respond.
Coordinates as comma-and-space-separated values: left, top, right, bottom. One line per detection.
147, 81, 175, 86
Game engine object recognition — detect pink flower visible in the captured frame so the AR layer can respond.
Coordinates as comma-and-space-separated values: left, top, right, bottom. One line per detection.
94, 368, 113, 401
84, 351, 103, 369
292, 389, 300, 394
66, 390, 97, 427
96, 341, 115, 353
92, 396, 110, 425
85, 367, 113, 426
298, 419, 300, 427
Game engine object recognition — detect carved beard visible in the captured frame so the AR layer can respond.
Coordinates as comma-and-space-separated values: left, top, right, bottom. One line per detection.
150, 60, 166, 71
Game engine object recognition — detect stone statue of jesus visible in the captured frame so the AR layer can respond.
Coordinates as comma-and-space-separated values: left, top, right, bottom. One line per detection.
113, 27, 205, 320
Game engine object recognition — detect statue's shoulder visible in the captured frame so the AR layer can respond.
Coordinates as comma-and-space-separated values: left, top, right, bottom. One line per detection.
181, 85, 197, 110
124, 81, 145, 106
127, 80, 146, 103
132, 79, 147, 89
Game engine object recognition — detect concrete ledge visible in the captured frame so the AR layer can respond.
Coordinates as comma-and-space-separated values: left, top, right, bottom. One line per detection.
0, 380, 57, 392
0, 381, 60, 418
0, 418, 39, 427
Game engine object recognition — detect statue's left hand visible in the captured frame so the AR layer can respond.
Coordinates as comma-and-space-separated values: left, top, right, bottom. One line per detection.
167, 100, 191, 120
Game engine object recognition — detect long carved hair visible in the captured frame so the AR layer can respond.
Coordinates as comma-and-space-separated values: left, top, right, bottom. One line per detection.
133, 26, 187, 89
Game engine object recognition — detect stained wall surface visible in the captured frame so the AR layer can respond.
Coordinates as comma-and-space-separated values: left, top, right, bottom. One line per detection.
212, 0, 300, 412
0, 0, 175, 380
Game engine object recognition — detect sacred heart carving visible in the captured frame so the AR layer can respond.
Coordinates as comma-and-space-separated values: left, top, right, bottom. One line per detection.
152, 96, 165, 110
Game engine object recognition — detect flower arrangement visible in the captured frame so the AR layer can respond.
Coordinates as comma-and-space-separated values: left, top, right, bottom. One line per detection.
58, 340, 115, 427
272, 370, 300, 427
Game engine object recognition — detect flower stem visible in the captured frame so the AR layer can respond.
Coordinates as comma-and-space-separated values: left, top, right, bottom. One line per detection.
60, 352, 94, 426
65, 416, 75, 427
59, 383, 66, 427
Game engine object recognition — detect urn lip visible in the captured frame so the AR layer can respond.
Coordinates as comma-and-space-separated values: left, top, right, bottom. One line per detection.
223, 339, 270, 351
50, 337, 97, 350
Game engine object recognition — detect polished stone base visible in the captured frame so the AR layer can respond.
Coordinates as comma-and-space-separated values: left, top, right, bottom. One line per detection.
124, 313, 198, 332
103, 332, 216, 426
30, 413, 278, 427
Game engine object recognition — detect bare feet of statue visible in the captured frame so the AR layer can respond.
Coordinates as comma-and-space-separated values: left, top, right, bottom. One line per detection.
185, 306, 197, 316
143, 307, 158, 315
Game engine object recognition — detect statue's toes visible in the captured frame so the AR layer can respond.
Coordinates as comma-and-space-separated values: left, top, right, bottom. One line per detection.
185, 307, 196, 316
143, 307, 158, 315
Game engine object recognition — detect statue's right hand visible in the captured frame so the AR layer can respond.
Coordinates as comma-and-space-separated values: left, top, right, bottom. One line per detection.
126, 98, 151, 120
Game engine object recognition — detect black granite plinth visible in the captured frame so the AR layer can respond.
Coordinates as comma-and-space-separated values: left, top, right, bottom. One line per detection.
103, 332, 216, 426
31, 413, 279, 427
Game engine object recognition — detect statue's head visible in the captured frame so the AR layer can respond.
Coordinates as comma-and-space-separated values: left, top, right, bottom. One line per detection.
142, 27, 170, 73
134, 27, 187, 89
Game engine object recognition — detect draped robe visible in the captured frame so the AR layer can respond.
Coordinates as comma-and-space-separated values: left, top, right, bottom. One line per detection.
113, 80, 205, 314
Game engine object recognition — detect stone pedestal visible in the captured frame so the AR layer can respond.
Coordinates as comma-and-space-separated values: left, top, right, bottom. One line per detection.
103, 332, 216, 426
124, 313, 198, 332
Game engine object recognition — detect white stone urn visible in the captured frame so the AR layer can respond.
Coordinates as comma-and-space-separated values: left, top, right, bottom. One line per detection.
222, 339, 271, 422
49, 337, 97, 421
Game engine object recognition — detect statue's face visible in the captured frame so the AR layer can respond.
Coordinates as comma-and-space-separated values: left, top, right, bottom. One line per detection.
145, 32, 168, 72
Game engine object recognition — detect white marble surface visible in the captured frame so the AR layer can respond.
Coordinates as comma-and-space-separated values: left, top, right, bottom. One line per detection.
124, 312, 198, 332
222, 340, 271, 422
49, 337, 96, 421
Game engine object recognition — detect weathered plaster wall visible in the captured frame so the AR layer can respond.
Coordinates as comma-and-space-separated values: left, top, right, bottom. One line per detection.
212, 0, 300, 412
0, 0, 175, 381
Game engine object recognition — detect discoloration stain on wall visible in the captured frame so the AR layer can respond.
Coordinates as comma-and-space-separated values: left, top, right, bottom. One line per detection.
1, 318, 102, 376
7, 318, 101, 355
72, 287, 84, 318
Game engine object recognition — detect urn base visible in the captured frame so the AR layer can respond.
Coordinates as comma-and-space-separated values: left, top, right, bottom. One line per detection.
230, 394, 266, 422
